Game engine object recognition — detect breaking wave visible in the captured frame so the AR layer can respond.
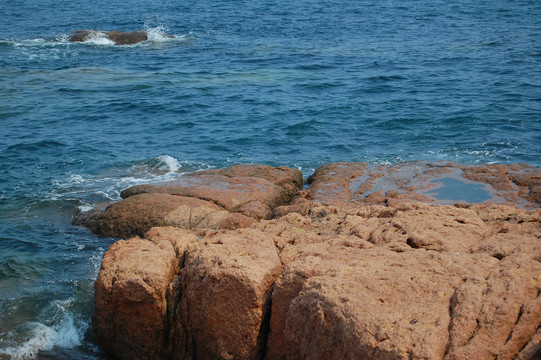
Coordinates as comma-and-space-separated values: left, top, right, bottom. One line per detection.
0, 301, 87, 360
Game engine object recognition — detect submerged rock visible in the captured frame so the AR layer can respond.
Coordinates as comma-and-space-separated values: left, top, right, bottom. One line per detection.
85, 162, 541, 360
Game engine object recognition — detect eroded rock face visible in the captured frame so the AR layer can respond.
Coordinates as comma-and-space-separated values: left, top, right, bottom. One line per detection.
267, 243, 541, 360
87, 163, 541, 360
77, 193, 227, 238
120, 164, 303, 212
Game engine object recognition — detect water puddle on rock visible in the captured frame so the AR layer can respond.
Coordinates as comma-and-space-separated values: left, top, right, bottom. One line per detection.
426, 177, 492, 203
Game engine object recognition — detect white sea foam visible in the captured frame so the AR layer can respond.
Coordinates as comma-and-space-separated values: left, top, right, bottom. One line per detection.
145, 25, 175, 42
48, 156, 208, 216
77, 203, 94, 213
0, 302, 85, 360
80, 31, 115, 46
3, 25, 189, 51
156, 154, 182, 173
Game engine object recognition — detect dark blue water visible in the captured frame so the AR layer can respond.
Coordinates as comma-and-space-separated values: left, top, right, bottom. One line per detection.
1, 0, 540, 358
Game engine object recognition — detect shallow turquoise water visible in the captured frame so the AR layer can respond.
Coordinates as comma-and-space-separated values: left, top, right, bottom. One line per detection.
1, 0, 540, 358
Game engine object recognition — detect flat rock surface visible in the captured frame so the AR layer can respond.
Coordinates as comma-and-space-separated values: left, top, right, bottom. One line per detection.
306, 161, 541, 207
86, 163, 541, 360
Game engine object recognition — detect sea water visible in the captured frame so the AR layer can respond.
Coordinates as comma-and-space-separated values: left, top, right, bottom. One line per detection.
1, 0, 540, 358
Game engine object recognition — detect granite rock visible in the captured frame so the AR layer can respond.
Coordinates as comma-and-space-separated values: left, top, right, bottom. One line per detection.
93, 237, 180, 360
88, 163, 541, 360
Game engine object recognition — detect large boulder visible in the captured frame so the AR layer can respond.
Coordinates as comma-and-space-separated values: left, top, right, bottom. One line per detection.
121, 165, 303, 215
181, 228, 283, 359
76, 193, 229, 238
93, 237, 180, 360
267, 242, 541, 360
69, 30, 149, 45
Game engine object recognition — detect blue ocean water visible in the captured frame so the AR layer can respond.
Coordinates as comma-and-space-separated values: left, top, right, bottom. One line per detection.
1, 0, 540, 358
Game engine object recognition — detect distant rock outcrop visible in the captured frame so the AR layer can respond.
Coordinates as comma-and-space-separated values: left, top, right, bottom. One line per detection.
69, 30, 173, 45
78, 162, 541, 360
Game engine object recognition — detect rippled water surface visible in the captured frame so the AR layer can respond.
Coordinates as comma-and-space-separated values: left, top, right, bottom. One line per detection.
1, 0, 540, 358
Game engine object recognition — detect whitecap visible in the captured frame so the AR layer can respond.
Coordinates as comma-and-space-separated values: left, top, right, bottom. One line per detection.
49, 156, 210, 217
65, 174, 85, 184
134, 154, 183, 176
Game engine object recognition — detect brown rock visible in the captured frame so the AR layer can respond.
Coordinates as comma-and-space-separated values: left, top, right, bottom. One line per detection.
267, 242, 541, 360
181, 228, 282, 359
235, 201, 273, 220
273, 197, 311, 218
145, 227, 202, 359
105, 30, 149, 45
120, 165, 303, 215
218, 212, 259, 230
77, 193, 226, 238
217, 164, 304, 198
306, 162, 368, 205
461, 163, 541, 204
69, 30, 175, 45
445, 255, 541, 359
304, 161, 541, 207
516, 327, 541, 359
93, 237, 179, 360
145, 226, 201, 264
69, 30, 149, 45
267, 244, 466, 359
75, 164, 304, 238
370, 202, 489, 252
88, 162, 541, 360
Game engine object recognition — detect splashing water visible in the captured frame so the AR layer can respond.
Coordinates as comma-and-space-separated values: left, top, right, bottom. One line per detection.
145, 25, 175, 42
75, 31, 115, 46
0, 302, 86, 360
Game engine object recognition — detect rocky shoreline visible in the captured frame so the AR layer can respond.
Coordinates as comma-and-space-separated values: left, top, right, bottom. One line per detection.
75, 162, 541, 360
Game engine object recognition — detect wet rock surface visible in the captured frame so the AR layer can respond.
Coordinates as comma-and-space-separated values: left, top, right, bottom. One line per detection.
306, 161, 541, 207
83, 163, 541, 360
